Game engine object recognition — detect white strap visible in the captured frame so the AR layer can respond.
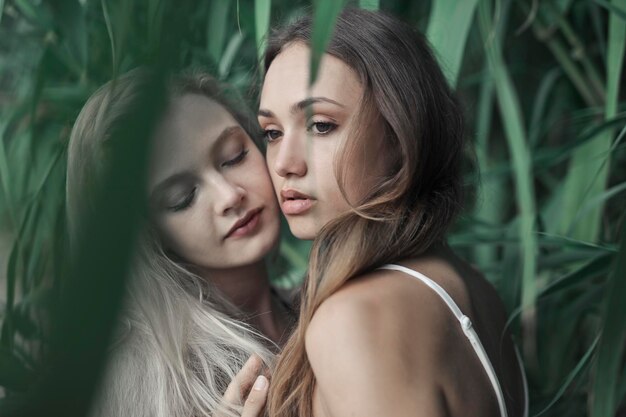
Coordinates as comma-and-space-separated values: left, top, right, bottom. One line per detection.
379, 264, 509, 417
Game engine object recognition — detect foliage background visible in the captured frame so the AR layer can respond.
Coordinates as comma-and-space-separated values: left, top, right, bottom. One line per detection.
0, 0, 625, 416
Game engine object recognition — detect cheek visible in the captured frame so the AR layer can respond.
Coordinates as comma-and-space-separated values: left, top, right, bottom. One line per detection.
154, 212, 212, 256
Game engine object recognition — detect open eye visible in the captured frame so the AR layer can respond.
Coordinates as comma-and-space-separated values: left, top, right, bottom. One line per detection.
221, 148, 249, 168
307, 121, 337, 135
263, 129, 283, 143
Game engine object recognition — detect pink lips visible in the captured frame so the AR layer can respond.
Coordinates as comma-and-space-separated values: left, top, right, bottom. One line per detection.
280, 189, 315, 215
225, 208, 262, 239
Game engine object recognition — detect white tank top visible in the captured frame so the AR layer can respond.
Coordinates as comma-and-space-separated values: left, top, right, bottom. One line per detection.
379, 264, 529, 417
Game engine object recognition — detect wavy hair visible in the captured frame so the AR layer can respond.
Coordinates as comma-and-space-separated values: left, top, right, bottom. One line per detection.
264, 8, 465, 417
66, 69, 273, 417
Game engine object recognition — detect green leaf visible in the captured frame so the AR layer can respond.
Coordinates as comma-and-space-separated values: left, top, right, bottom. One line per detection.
13, 0, 53, 29
535, 335, 600, 417
0, 348, 33, 391
50, 0, 88, 79
309, 0, 345, 85
591, 213, 626, 416
255, 0, 271, 68
557, 0, 626, 242
0, 117, 17, 230
478, 0, 538, 324
592, 0, 626, 21
359, 0, 379, 11
219, 32, 245, 79
207, 0, 231, 63
0, 0, 5, 26
426, 0, 479, 88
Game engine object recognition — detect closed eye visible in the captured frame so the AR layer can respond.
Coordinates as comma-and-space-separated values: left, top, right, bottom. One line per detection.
221, 148, 249, 168
168, 187, 197, 212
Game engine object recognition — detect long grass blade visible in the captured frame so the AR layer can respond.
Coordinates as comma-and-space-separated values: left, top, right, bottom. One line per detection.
0, 0, 6, 25
0, 116, 17, 230
255, 0, 271, 69
309, 0, 345, 85
479, 0, 538, 362
558, 0, 625, 241
219, 32, 245, 79
590, 214, 626, 417
207, 0, 231, 63
426, 0, 479, 88
534, 334, 600, 417
359, 0, 379, 10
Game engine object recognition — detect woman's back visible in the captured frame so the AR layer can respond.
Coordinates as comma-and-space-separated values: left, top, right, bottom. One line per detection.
307, 245, 527, 417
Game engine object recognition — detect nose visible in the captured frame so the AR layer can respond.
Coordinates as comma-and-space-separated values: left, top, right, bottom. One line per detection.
211, 176, 246, 215
271, 131, 308, 178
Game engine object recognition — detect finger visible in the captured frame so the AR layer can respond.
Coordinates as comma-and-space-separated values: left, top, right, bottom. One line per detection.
241, 375, 269, 417
222, 355, 264, 405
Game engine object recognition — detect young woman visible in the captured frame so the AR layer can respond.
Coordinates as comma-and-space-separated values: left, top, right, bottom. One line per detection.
258, 8, 528, 417
66, 70, 292, 417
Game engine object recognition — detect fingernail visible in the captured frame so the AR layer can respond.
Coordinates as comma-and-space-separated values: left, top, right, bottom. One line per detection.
253, 375, 267, 390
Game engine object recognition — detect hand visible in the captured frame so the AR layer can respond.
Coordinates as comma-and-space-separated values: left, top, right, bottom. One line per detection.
217, 354, 269, 417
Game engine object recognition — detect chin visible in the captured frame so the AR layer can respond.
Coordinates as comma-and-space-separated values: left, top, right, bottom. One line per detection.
286, 220, 317, 241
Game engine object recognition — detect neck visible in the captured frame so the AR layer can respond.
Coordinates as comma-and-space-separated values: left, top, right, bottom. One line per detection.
198, 260, 289, 345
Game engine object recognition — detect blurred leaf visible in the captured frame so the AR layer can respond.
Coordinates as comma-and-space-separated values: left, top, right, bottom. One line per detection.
479, 0, 538, 322
426, 0, 479, 87
207, 0, 231, 63
255, 0, 271, 67
540, 253, 613, 298
0, 116, 17, 229
359, 0, 379, 10
50, 0, 88, 79
13, 308, 39, 340
571, 181, 626, 226
556, 0, 625, 242
310, 0, 345, 85
0, 348, 34, 391
219, 31, 245, 79
591, 215, 626, 417
592, 0, 626, 21
529, 68, 562, 147
13, 0, 53, 29
534, 334, 600, 417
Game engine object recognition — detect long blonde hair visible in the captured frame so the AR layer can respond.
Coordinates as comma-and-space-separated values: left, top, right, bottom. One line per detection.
66, 69, 274, 417
265, 9, 465, 417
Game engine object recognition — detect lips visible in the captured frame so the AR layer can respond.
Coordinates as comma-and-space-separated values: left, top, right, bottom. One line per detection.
225, 208, 263, 239
280, 189, 315, 215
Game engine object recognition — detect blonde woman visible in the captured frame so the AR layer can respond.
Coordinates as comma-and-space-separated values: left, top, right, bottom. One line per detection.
259, 8, 528, 417
66, 70, 293, 417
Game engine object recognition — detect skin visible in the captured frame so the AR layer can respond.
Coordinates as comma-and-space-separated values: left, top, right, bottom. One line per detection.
260, 43, 525, 417
259, 43, 386, 240
148, 94, 290, 415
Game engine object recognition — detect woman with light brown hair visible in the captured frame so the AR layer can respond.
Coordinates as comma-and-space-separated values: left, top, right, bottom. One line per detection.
258, 8, 528, 417
66, 69, 292, 417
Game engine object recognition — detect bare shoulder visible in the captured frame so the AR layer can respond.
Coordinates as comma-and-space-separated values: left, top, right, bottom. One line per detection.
308, 268, 456, 343
304, 269, 460, 416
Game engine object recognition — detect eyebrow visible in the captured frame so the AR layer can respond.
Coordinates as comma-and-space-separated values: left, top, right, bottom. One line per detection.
149, 125, 244, 201
258, 96, 345, 118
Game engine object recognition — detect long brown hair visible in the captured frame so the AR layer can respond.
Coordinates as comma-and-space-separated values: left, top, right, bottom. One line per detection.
264, 8, 465, 417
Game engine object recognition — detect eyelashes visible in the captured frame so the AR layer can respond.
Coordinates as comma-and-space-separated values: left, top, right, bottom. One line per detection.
168, 186, 197, 212
262, 121, 339, 143
166, 148, 249, 213
221, 148, 249, 168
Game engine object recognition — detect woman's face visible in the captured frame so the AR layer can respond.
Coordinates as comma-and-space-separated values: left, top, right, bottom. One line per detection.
259, 42, 386, 240
148, 94, 280, 270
